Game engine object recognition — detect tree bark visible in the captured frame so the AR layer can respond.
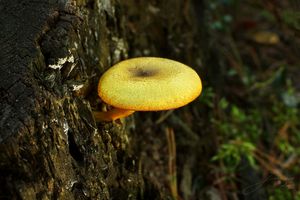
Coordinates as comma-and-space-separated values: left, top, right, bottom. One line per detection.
0, 0, 211, 199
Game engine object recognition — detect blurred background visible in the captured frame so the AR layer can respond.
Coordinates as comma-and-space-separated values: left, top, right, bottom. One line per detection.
121, 0, 300, 199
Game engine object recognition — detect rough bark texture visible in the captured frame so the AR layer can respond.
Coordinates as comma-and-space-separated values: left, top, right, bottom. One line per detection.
0, 0, 211, 199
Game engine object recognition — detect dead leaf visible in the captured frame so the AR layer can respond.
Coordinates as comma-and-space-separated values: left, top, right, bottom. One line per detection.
251, 31, 280, 44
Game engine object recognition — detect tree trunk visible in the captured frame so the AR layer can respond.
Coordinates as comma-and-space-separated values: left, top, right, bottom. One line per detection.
0, 0, 212, 199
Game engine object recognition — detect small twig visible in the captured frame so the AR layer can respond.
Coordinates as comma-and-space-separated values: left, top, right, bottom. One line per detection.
166, 127, 180, 200
155, 110, 174, 124
254, 153, 289, 182
282, 153, 298, 169
255, 148, 283, 167
255, 148, 298, 169
170, 114, 199, 142
211, 131, 229, 200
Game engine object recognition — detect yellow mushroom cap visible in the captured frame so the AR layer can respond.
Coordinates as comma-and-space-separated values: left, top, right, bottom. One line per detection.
98, 57, 202, 111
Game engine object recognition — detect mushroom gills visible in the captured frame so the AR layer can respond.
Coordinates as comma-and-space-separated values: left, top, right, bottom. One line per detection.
93, 108, 135, 122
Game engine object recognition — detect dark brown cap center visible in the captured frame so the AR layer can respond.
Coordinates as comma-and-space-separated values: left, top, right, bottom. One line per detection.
129, 67, 158, 78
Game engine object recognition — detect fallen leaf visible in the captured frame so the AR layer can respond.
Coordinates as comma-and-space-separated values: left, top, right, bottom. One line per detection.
251, 31, 280, 44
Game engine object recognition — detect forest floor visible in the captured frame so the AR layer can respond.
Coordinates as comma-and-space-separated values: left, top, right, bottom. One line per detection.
132, 1, 300, 199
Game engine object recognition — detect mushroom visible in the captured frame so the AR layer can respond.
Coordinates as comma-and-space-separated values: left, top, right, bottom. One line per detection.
94, 57, 202, 121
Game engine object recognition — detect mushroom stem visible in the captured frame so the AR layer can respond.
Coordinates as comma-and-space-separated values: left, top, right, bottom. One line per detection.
93, 108, 135, 122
